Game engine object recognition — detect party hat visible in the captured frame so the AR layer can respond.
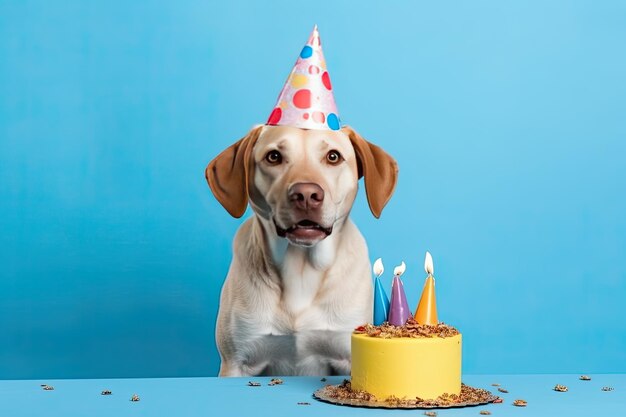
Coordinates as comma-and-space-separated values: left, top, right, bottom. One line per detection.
266, 25, 341, 131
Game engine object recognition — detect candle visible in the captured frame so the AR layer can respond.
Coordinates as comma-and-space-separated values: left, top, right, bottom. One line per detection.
372, 258, 390, 325
415, 251, 439, 325
387, 261, 412, 326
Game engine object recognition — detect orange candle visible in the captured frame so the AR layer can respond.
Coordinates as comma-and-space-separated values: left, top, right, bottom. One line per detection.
415, 251, 439, 325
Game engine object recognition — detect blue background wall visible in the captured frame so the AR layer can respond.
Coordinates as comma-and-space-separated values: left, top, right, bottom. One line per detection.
1, 1, 625, 379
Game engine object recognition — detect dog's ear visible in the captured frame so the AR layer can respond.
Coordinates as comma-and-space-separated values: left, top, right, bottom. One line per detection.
205, 126, 263, 218
342, 126, 398, 219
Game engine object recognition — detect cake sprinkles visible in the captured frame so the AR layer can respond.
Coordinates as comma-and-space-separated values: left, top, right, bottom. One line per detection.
314, 380, 496, 409
354, 319, 460, 339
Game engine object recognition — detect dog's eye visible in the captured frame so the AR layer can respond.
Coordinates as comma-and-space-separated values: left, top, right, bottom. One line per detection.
265, 150, 282, 165
326, 150, 342, 165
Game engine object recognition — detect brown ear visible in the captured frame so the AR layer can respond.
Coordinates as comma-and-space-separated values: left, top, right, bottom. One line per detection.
205, 126, 262, 218
342, 126, 398, 218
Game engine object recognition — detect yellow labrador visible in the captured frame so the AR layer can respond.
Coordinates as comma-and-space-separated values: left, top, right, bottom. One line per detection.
206, 124, 397, 376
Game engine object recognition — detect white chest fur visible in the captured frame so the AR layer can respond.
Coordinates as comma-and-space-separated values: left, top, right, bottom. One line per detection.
218, 218, 373, 376
278, 237, 336, 318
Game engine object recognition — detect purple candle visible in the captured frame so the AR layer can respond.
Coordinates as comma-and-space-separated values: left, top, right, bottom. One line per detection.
387, 261, 412, 326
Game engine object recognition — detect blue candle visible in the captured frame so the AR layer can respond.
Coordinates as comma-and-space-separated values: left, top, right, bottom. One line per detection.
372, 258, 390, 325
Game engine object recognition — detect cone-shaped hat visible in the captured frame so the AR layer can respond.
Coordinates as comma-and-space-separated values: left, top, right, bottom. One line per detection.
266, 25, 341, 131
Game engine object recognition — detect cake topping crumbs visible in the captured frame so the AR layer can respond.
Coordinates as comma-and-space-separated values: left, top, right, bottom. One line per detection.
479, 411, 492, 415
554, 384, 568, 392
579, 375, 591, 381
247, 381, 261, 387
492, 397, 503, 403
328, 380, 375, 402
319, 380, 494, 407
101, 390, 112, 395
354, 318, 459, 338
130, 394, 140, 402
513, 399, 527, 407
42, 385, 54, 391
268, 378, 284, 386
497, 388, 508, 393
424, 412, 437, 416
601, 387, 614, 392
297, 402, 311, 405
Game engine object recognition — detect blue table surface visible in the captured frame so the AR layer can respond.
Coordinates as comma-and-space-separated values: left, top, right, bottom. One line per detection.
0, 374, 623, 417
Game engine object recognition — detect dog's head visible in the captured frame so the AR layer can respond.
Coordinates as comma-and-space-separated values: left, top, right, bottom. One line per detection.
206, 125, 398, 247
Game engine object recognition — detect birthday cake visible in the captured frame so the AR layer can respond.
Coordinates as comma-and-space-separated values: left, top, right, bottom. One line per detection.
351, 320, 461, 400
351, 253, 461, 401
315, 253, 494, 408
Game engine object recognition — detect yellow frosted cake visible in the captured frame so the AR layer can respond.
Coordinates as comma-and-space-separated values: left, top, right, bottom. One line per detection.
351, 320, 461, 401
315, 254, 495, 408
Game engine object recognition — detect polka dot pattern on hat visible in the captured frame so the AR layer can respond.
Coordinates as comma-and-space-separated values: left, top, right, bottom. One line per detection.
300, 46, 313, 59
293, 89, 312, 109
321, 72, 332, 90
265, 25, 341, 131
267, 107, 282, 125
327, 113, 340, 130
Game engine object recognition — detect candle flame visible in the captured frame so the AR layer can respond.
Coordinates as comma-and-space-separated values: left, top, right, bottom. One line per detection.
373, 258, 384, 277
393, 261, 406, 277
424, 251, 434, 275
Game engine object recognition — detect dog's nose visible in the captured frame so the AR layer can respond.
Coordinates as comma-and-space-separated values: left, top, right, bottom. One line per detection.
289, 182, 325, 211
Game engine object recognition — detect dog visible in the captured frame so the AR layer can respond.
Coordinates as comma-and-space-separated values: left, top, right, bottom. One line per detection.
206, 124, 398, 376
